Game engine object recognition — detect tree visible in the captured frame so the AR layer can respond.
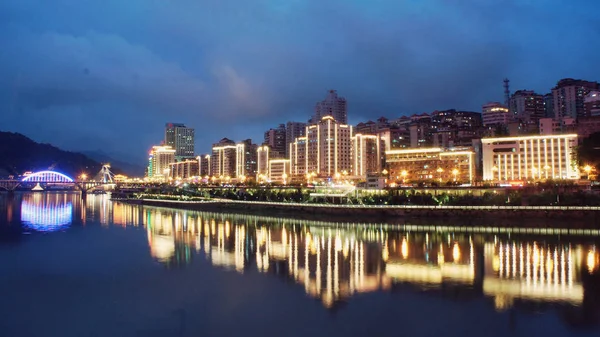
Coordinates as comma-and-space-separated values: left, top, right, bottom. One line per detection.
577, 132, 600, 178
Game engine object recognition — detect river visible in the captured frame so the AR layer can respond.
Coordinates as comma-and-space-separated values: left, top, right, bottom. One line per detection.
1, 192, 599, 337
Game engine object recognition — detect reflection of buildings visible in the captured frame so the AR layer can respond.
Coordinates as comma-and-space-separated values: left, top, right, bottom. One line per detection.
20, 193, 74, 232
483, 242, 587, 309
101, 205, 600, 319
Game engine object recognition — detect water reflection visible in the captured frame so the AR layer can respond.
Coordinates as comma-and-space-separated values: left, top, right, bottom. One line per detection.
121, 204, 599, 316
5, 193, 600, 327
20, 193, 74, 232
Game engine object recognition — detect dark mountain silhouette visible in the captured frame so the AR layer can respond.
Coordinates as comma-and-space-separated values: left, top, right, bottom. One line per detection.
0, 131, 118, 178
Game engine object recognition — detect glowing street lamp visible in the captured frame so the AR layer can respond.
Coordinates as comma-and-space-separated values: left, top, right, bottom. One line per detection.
531, 167, 538, 180
282, 173, 288, 185
584, 165, 594, 180
452, 168, 459, 182
80, 173, 87, 181
543, 165, 551, 179
401, 170, 408, 183
436, 167, 444, 182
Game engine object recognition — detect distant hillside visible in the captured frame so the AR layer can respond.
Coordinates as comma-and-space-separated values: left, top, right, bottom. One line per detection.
82, 150, 145, 177
0, 131, 115, 178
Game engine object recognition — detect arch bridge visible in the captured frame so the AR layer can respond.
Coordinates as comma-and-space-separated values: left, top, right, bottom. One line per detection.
0, 170, 113, 192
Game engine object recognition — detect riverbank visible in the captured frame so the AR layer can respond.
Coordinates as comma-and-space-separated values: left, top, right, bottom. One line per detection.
113, 197, 600, 227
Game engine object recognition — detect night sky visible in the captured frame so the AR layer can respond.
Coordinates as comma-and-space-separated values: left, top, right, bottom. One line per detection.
1, 0, 600, 164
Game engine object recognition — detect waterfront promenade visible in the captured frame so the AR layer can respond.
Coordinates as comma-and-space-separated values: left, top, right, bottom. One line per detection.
114, 194, 600, 228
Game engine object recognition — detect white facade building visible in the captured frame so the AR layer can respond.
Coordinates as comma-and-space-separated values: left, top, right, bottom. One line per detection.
305, 116, 353, 178
482, 102, 509, 126
481, 134, 579, 181
352, 134, 383, 177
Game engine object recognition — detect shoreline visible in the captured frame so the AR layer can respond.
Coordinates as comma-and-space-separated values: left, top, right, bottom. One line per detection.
113, 197, 600, 228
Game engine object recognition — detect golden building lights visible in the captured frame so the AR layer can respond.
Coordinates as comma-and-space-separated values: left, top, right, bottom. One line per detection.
481, 134, 580, 181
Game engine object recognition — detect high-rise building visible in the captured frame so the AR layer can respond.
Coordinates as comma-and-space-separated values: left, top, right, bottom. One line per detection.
377, 127, 410, 150
264, 124, 286, 158
211, 138, 257, 181
543, 93, 554, 118
353, 134, 383, 177
584, 91, 600, 117
211, 138, 237, 178
168, 159, 199, 180
552, 78, 600, 120
289, 136, 307, 178
147, 145, 176, 180
312, 90, 348, 124
482, 102, 510, 126
305, 116, 353, 178
481, 134, 579, 181
238, 139, 258, 179
256, 145, 270, 181
509, 90, 545, 124
285, 121, 306, 157
198, 154, 211, 177
165, 123, 195, 158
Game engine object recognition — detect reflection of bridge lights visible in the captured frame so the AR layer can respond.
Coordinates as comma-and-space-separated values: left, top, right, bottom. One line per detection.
21, 200, 73, 232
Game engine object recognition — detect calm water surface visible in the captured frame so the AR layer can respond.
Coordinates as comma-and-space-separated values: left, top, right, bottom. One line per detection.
1, 192, 599, 337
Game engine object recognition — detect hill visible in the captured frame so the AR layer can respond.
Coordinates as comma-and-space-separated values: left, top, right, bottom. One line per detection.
0, 131, 115, 179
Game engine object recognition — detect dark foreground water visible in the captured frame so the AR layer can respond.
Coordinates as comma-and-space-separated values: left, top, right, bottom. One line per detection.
1, 192, 600, 337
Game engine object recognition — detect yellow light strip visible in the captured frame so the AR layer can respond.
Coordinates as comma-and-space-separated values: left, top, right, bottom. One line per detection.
482, 134, 577, 142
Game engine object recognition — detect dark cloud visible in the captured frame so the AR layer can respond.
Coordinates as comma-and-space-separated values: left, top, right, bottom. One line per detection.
1, 0, 600, 163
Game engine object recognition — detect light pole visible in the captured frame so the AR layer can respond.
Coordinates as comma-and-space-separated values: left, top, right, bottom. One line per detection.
436, 167, 444, 183
401, 170, 408, 184
452, 168, 459, 183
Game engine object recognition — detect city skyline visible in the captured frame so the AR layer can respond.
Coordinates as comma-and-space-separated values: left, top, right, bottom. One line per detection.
2, 0, 600, 164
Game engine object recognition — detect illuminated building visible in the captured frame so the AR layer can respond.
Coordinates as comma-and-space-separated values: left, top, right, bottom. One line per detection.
352, 134, 383, 177
481, 134, 579, 181
509, 90, 545, 124
238, 139, 258, 179
584, 91, 600, 117
264, 124, 287, 158
211, 138, 256, 181
256, 145, 270, 181
268, 159, 291, 184
377, 127, 410, 150
305, 116, 353, 178
311, 89, 348, 124
198, 154, 211, 177
147, 145, 176, 180
482, 102, 509, 126
165, 123, 195, 158
289, 136, 307, 178
286, 121, 306, 157
385, 147, 475, 184
211, 138, 237, 178
168, 159, 199, 180
552, 78, 600, 120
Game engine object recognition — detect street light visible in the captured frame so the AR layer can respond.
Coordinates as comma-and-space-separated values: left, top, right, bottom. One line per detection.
543, 165, 551, 179
584, 165, 594, 180
282, 173, 288, 185
452, 168, 459, 182
436, 167, 444, 182
401, 170, 408, 183
80, 173, 87, 181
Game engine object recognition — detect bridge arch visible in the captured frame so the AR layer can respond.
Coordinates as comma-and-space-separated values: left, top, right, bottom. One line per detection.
22, 171, 74, 183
